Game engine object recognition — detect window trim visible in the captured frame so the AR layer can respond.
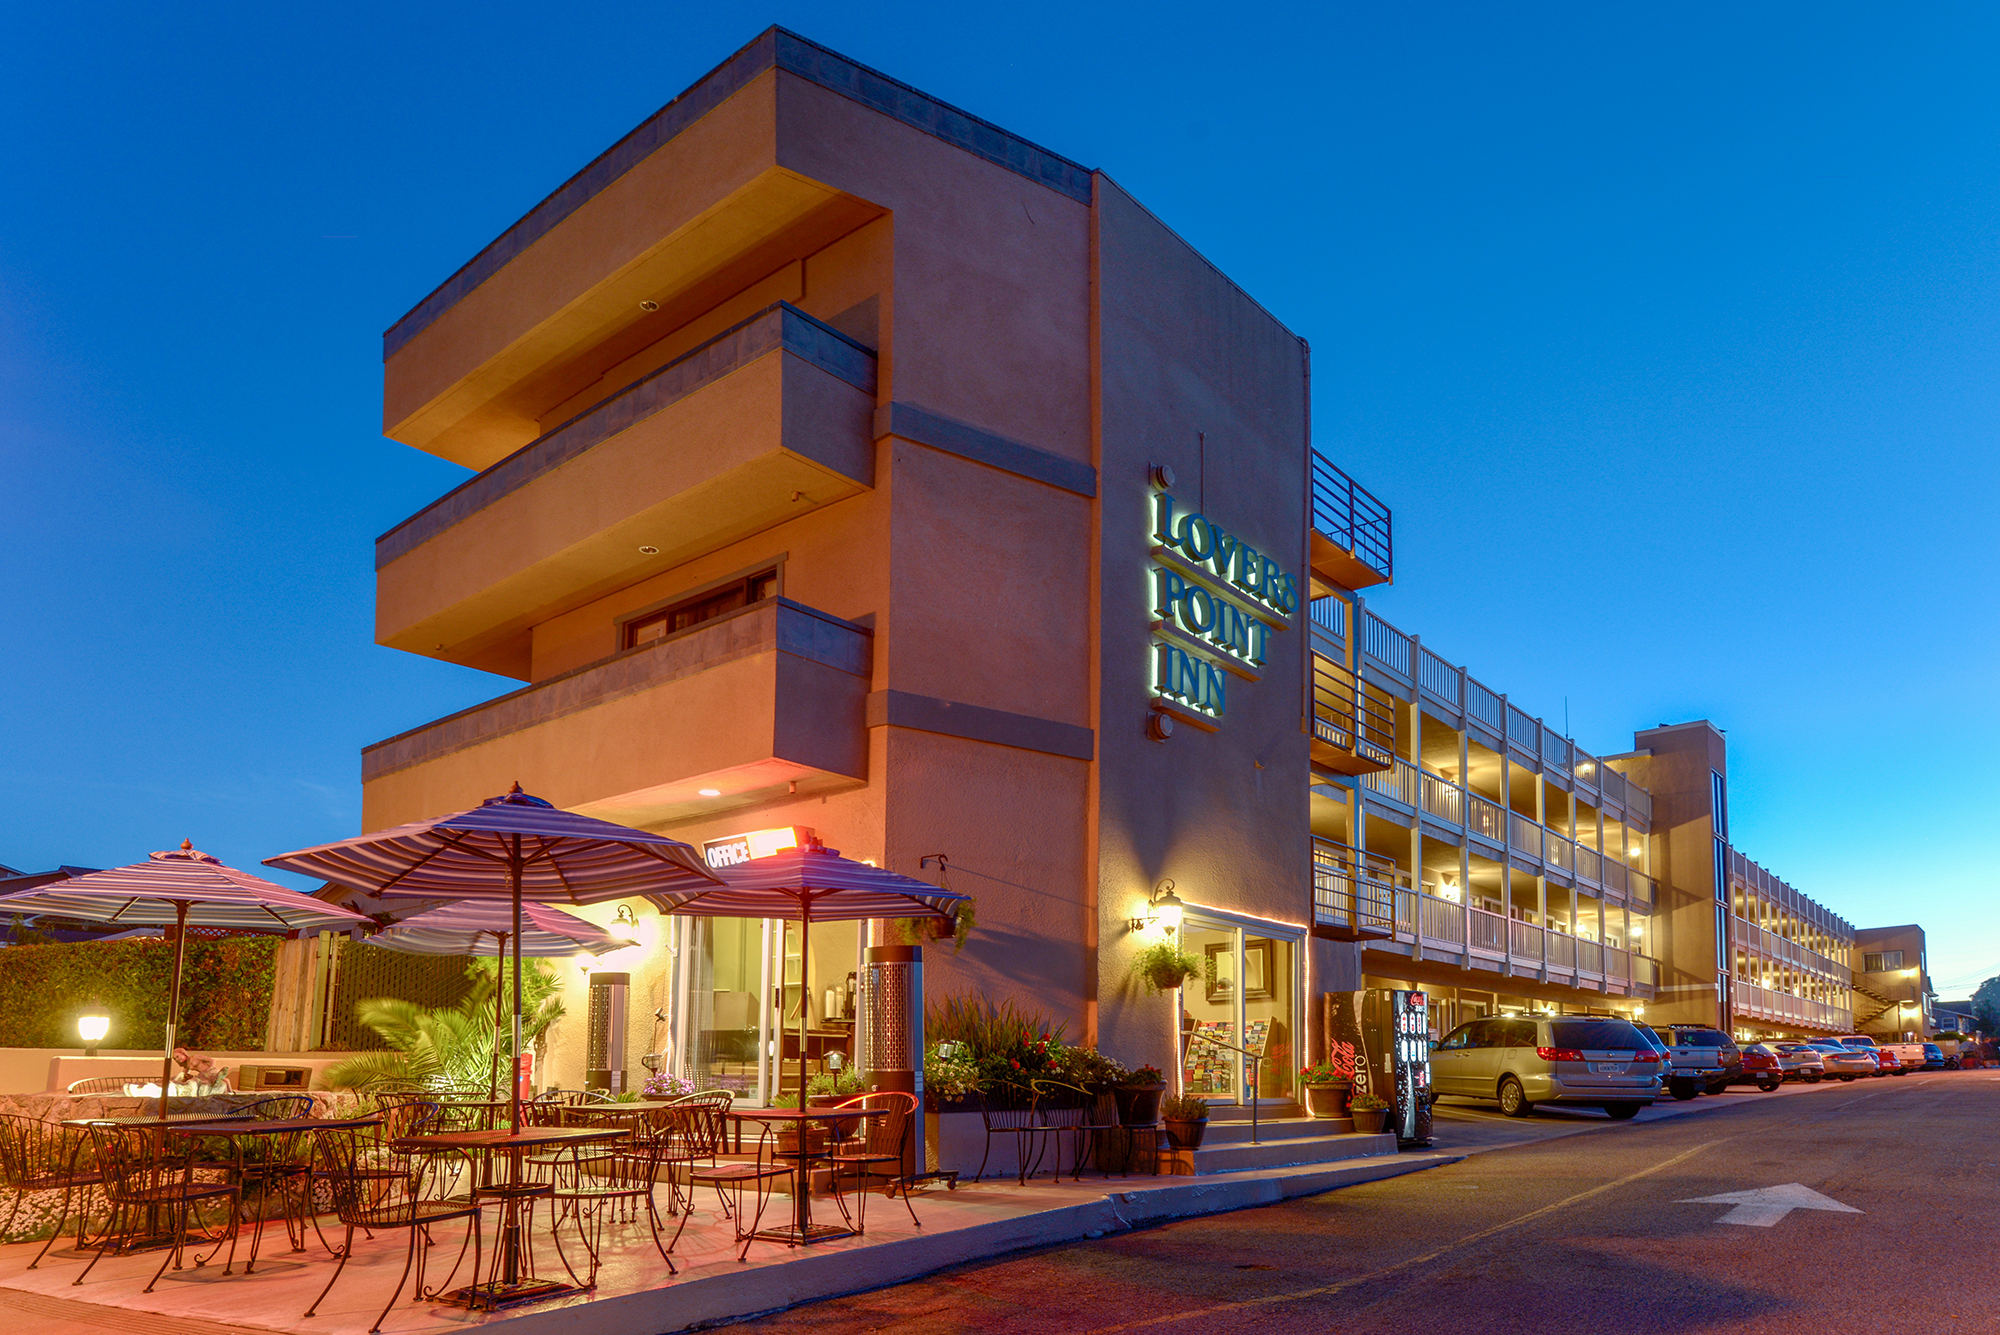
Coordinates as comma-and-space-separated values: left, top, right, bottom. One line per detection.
616, 557, 786, 651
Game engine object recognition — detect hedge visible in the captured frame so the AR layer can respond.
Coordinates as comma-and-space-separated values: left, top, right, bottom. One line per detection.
0, 937, 279, 1051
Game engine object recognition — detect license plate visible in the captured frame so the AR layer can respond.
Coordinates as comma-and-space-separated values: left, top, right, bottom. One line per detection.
1589, 1062, 1626, 1074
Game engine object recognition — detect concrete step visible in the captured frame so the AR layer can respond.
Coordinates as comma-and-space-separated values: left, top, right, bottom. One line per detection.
1169, 1130, 1398, 1176
1201, 1115, 1351, 1144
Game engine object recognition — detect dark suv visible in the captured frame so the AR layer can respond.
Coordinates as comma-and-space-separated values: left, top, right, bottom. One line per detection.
1647, 1025, 1742, 1099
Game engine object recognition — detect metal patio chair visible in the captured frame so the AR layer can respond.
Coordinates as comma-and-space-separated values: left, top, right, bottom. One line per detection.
685, 1122, 795, 1262
75, 1121, 240, 1292
826, 1091, 922, 1229
0, 1113, 102, 1268
973, 1085, 1045, 1184
545, 1111, 673, 1284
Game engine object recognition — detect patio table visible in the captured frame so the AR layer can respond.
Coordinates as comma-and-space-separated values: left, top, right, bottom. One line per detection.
726, 1107, 887, 1246
392, 1124, 623, 1311
162, 1116, 383, 1272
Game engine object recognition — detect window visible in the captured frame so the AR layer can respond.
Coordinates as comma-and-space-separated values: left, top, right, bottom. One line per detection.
1712, 839, 1729, 904
624, 568, 779, 649
1862, 951, 1904, 974
1711, 770, 1728, 839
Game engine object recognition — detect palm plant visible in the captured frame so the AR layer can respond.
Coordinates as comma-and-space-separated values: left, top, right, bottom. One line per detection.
319, 960, 565, 1093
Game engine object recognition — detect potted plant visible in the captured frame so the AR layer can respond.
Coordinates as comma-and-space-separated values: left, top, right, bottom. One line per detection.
767, 1093, 829, 1155
1299, 1060, 1353, 1119
1161, 1094, 1211, 1150
1113, 1064, 1168, 1125
639, 1070, 695, 1102
1348, 1090, 1391, 1135
1132, 941, 1201, 993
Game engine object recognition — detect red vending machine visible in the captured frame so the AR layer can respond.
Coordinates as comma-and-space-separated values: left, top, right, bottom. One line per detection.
1331, 989, 1433, 1148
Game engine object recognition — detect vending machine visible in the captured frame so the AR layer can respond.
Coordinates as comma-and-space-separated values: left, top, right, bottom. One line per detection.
1324, 989, 1432, 1148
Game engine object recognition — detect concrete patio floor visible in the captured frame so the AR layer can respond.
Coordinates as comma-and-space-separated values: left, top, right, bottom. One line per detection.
0, 1151, 1456, 1334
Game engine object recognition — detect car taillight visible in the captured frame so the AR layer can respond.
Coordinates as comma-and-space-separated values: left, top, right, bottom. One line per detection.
1635, 1051, 1660, 1062
1536, 1047, 1585, 1062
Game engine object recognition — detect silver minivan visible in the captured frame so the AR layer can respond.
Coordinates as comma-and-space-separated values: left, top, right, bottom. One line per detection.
1430, 1016, 1661, 1119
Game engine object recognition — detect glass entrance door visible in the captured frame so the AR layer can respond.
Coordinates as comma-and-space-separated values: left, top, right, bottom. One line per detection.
1179, 913, 1299, 1106
667, 916, 862, 1105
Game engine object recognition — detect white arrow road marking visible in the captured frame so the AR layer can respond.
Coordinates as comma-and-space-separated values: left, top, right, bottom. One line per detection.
1677, 1183, 1863, 1227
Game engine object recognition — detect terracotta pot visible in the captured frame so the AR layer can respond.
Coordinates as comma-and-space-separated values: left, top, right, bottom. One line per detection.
1350, 1107, 1390, 1135
1148, 967, 1196, 991
1304, 1082, 1351, 1119
1164, 1117, 1208, 1150
1114, 1083, 1166, 1126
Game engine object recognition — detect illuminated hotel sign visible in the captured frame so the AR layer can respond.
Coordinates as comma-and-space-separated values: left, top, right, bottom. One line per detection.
1149, 490, 1297, 725
702, 825, 809, 868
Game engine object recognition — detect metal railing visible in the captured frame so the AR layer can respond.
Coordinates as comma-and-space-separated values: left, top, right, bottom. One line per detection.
1508, 812, 1543, 860
1310, 451, 1393, 582
1541, 729, 1571, 771
1362, 756, 1420, 808
1311, 838, 1396, 933
1418, 894, 1465, 944
1467, 793, 1506, 844
1419, 771, 1463, 825
1571, 748, 1598, 793
1418, 648, 1460, 705
1601, 767, 1628, 809
1312, 655, 1395, 766
1362, 612, 1412, 678
1467, 679, 1505, 733
1309, 595, 1346, 639
1506, 704, 1538, 756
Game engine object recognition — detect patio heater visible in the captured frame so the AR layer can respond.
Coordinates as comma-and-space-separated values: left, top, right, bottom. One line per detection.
863, 943, 924, 1175
585, 971, 630, 1095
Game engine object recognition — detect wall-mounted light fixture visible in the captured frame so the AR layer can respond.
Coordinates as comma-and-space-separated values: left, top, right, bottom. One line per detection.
613, 904, 638, 930
78, 1006, 110, 1057
1128, 879, 1185, 935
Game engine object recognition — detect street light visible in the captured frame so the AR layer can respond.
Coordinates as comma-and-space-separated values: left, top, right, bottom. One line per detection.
77, 1007, 109, 1056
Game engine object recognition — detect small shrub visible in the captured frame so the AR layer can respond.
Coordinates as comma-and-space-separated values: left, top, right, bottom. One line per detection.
1161, 1094, 1210, 1121
1348, 1091, 1389, 1111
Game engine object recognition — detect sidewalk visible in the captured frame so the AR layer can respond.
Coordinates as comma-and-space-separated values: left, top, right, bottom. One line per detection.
0, 1152, 1457, 1334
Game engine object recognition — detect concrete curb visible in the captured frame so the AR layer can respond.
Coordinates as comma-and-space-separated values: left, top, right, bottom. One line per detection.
494, 1153, 1461, 1332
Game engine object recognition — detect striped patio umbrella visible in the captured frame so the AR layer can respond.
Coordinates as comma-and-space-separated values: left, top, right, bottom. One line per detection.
265, 785, 720, 1125
0, 841, 370, 1116
368, 900, 635, 1099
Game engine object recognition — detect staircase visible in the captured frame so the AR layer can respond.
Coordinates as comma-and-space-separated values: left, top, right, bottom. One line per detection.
1167, 1104, 1399, 1176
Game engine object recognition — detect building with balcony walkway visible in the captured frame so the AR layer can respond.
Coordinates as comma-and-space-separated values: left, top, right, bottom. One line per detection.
1303, 499, 1662, 1036
1851, 924, 1933, 1040
1616, 721, 1855, 1042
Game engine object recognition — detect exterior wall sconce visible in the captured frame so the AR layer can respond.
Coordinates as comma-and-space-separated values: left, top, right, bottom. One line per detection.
78, 1007, 110, 1056
1129, 880, 1184, 935
613, 904, 639, 931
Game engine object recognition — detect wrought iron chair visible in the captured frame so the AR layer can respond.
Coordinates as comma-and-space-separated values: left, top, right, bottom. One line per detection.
1031, 1081, 1108, 1183
544, 1111, 673, 1283
309, 1099, 439, 1253
657, 1094, 735, 1223
973, 1084, 1045, 1184
0, 1113, 103, 1268
825, 1092, 921, 1229
76, 1122, 240, 1292
305, 1125, 482, 1334
686, 1122, 795, 1262
240, 1095, 316, 1119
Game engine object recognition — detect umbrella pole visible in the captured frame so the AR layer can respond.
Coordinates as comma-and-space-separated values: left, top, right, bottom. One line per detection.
159, 901, 189, 1120
797, 904, 810, 1237
489, 931, 508, 1104
511, 837, 524, 1130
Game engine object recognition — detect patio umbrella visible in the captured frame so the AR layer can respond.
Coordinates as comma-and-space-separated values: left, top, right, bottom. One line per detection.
650, 836, 968, 1112
367, 899, 635, 1098
0, 842, 370, 1117
264, 784, 720, 1127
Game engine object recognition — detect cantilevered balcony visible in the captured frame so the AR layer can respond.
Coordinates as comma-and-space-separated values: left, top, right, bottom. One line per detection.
361, 597, 869, 830
1311, 837, 1397, 940
375, 303, 876, 678
1312, 654, 1395, 775
1364, 886, 1659, 997
1309, 452, 1392, 591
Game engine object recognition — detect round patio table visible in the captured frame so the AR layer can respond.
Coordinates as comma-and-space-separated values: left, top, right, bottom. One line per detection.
726, 1107, 887, 1246
392, 1124, 623, 1311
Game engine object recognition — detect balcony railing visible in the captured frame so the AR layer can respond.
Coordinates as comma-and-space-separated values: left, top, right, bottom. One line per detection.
1418, 893, 1464, 944
1575, 845, 1601, 885
1313, 655, 1395, 772
1548, 931, 1576, 969
1362, 756, 1420, 807
1469, 908, 1505, 954
1603, 858, 1628, 895
1508, 812, 1543, 860
1467, 678, 1505, 734
1633, 954, 1658, 986
1467, 792, 1506, 844
1362, 612, 1412, 678
1509, 918, 1544, 960
1417, 647, 1459, 705
1311, 838, 1396, 936
1309, 595, 1347, 640
1310, 452, 1393, 582
1419, 771, 1463, 825
1605, 945, 1630, 982
1546, 834, 1574, 874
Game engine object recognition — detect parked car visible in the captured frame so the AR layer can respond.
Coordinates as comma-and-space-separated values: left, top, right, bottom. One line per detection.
1832, 1034, 1919, 1076
1805, 1041, 1877, 1081
1922, 1043, 1947, 1071
1733, 1044, 1786, 1092
1429, 1015, 1660, 1119
1647, 1025, 1742, 1099
1771, 1042, 1825, 1083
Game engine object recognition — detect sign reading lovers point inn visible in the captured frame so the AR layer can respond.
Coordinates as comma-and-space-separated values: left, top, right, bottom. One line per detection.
1148, 478, 1298, 731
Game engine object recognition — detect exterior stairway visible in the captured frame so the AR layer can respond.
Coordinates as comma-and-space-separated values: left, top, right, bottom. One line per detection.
1168, 1103, 1399, 1176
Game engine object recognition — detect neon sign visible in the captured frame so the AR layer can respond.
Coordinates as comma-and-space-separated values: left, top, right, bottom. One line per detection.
1149, 489, 1296, 724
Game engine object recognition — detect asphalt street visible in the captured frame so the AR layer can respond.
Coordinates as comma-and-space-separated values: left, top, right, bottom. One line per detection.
708, 1070, 2000, 1334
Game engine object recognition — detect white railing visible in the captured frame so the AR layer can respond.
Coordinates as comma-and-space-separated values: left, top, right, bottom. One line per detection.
1509, 918, 1544, 961
1633, 954, 1658, 987
1605, 946, 1630, 981
1467, 793, 1506, 844
1309, 595, 1346, 640
1541, 729, 1571, 771
1506, 704, 1537, 754
1603, 859, 1628, 894
1577, 938, 1602, 973
1419, 894, 1465, 944
1548, 931, 1576, 969
1576, 845, 1601, 885
1418, 649, 1459, 705
1508, 812, 1543, 859
1311, 838, 1397, 934
1420, 771, 1463, 825
1363, 757, 1419, 807
1601, 767, 1628, 809
1626, 785, 1651, 822
1469, 908, 1506, 954
1571, 748, 1598, 794
1362, 613, 1412, 677
1628, 870, 1655, 908
1394, 890, 1417, 938
1467, 679, 1505, 733
1546, 835, 1574, 874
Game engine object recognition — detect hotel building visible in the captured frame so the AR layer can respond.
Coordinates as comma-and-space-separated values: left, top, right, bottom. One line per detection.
361, 28, 1331, 1104
1850, 924, 1933, 1040
1616, 721, 1856, 1041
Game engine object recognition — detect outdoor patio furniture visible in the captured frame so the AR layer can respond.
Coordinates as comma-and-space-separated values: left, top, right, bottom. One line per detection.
825, 1091, 922, 1229
190, 1119, 318, 1273
309, 1099, 439, 1254
973, 1086, 1046, 1185
0, 1113, 102, 1268
240, 1095, 315, 1119
685, 1123, 797, 1262
657, 1094, 734, 1221
544, 1112, 673, 1283
75, 1121, 241, 1292
306, 1125, 483, 1334
64, 1076, 141, 1096
1033, 1081, 1123, 1182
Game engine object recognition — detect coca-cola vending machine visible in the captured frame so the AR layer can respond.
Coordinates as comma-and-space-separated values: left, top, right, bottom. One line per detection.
1327, 989, 1433, 1148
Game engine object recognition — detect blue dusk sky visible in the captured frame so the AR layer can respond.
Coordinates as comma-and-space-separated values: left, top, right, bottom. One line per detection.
3, 6, 1994, 992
